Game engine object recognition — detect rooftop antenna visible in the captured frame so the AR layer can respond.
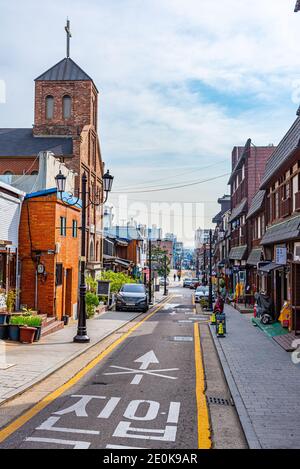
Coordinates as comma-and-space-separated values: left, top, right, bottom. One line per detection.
65, 18, 72, 58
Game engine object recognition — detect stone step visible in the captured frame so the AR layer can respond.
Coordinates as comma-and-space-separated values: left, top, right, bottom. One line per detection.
40, 316, 57, 328
41, 320, 64, 338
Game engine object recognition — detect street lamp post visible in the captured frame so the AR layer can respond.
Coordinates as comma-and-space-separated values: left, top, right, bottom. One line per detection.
208, 229, 213, 312
148, 239, 153, 304
55, 169, 114, 343
163, 254, 168, 296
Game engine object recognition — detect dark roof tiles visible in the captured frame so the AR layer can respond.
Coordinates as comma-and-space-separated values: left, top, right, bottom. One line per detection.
260, 117, 300, 188
247, 190, 266, 220
35, 57, 94, 83
0, 129, 73, 157
260, 215, 300, 245
229, 198, 247, 223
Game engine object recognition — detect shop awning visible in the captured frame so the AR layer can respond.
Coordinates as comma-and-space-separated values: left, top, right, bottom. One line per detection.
258, 262, 283, 274
229, 245, 247, 261
247, 247, 263, 266
260, 215, 300, 245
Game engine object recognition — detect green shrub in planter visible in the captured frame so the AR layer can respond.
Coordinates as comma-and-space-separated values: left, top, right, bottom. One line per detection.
86, 292, 100, 319
24, 316, 42, 327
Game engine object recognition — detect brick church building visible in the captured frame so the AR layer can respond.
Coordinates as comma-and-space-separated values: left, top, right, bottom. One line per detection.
0, 26, 106, 275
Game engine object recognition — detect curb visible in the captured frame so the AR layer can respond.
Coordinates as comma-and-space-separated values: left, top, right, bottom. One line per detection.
208, 324, 262, 450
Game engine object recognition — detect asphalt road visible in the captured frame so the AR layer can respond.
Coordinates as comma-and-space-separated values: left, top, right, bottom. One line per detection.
0, 286, 207, 450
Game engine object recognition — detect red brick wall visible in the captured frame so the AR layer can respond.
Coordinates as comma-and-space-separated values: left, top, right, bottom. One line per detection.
0, 157, 38, 175
19, 193, 80, 319
34, 81, 98, 136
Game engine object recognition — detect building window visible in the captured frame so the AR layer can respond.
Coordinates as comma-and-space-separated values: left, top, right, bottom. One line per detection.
63, 95, 72, 119
60, 217, 66, 237
72, 220, 78, 238
56, 263, 63, 286
275, 192, 279, 219
46, 95, 54, 119
89, 240, 95, 261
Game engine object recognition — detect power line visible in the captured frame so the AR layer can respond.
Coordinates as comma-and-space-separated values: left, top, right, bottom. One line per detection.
116, 159, 229, 191
112, 173, 230, 194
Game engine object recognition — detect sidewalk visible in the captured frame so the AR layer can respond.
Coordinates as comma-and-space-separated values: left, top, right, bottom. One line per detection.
210, 304, 300, 449
0, 290, 166, 406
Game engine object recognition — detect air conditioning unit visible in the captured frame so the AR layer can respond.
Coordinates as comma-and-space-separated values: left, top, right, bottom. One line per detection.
55, 242, 61, 254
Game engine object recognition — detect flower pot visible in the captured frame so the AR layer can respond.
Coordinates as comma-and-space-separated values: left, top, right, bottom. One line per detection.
34, 326, 42, 342
62, 315, 69, 326
8, 324, 20, 342
0, 324, 8, 340
19, 326, 36, 344
0, 314, 8, 325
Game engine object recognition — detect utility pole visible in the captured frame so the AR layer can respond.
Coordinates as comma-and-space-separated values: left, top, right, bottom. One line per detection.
203, 243, 207, 285
208, 229, 213, 312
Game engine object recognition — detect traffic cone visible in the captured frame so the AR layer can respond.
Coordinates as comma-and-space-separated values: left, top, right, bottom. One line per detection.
217, 323, 225, 337
211, 313, 216, 325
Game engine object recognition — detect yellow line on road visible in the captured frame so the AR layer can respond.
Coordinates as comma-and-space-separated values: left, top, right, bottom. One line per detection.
194, 323, 211, 449
0, 295, 173, 443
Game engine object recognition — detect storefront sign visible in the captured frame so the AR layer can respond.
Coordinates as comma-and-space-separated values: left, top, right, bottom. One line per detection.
275, 246, 287, 265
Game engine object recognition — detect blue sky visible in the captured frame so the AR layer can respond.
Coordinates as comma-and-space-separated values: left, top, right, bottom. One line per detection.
0, 0, 300, 244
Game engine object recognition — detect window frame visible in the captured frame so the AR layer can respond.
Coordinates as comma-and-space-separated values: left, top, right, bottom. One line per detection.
60, 216, 67, 237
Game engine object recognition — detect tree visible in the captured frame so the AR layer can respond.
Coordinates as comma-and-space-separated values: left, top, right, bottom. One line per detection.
151, 246, 171, 277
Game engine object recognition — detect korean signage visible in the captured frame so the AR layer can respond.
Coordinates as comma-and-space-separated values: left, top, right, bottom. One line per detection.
275, 246, 287, 265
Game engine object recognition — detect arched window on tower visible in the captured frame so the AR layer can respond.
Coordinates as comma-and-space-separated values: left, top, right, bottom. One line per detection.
89, 239, 95, 262
63, 95, 72, 119
46, 96, 54, 119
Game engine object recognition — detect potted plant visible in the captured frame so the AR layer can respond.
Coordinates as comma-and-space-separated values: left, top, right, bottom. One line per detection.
6, 289, 17, 314
19, 324, 37, 344
26, 315, 43, 342
8, 315, 24, 341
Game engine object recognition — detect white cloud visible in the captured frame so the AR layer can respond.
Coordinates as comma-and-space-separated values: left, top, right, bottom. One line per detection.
0, 0, 299, 240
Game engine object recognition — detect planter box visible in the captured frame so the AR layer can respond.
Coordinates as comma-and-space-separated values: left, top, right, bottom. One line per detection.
8, 325, 20, 342
0, 325, 8, 340
0, 313, 9, 325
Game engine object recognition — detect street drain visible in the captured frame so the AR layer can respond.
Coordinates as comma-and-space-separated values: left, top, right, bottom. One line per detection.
207, 396, 234, 406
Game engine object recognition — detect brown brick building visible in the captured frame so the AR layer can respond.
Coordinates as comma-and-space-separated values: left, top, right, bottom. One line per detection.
0, 52, 106, 274
19, 188, 80, 320
228, 139, 276, 293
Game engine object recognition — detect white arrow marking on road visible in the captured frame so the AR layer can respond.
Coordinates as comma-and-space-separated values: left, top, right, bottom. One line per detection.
135, 351, 159, 370
132, 351, 159, 384
103, 350, 179, 385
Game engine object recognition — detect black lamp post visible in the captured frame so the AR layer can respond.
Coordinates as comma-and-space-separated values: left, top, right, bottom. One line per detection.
148, 239, 153, 304
55, 169, 114, 343
157, 239, 168, 296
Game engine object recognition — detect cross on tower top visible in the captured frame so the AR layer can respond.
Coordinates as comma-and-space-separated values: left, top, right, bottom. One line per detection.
65, 19, 72, 58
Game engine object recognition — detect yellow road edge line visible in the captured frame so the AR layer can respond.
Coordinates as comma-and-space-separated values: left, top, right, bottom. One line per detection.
194, 323, 211, 450
0, 295, 174, 443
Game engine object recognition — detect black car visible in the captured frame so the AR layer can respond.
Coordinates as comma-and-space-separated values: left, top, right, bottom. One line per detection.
116, 284, 149, 312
